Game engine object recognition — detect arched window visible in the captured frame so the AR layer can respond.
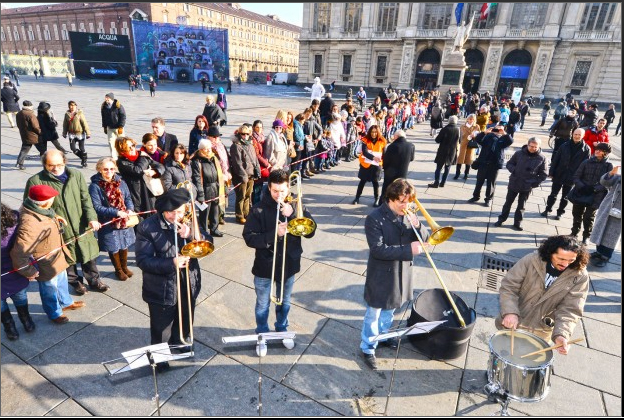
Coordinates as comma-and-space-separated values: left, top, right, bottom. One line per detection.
414, 48, 441, 90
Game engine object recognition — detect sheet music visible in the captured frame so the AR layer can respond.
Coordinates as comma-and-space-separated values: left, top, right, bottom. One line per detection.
369, 321, 446, 342
195, 201, 209, 211
108, 343, 190, 375
364, 151, 382, 166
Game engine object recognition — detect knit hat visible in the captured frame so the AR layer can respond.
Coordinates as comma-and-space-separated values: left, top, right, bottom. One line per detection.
28, 185, 59, 201
272, 119, 286, 129
105, 92, 115, 100
155, 188, 190, 213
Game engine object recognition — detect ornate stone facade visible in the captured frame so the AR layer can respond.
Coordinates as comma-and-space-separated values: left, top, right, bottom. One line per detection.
298, 3, 621, 103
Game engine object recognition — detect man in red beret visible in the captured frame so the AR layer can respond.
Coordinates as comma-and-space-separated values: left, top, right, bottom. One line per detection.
11, 185, 85, 324
24, 150, 109, 295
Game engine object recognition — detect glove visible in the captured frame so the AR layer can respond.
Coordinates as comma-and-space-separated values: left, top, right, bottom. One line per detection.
103, 127, 107, 134
117, 127, 124, 135
86, 136, 91, 139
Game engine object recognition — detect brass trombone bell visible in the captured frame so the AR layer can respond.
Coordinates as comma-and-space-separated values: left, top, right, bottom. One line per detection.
286, 171, 317, 237
176, 181, 215, 258
406, 198, 454, 245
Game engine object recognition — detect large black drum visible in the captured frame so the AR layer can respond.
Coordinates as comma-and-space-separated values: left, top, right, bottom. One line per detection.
407, 288, 477, 360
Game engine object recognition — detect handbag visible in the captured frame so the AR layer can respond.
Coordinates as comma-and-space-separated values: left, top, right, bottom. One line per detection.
467, 139, 479, 149
288, 143, 297, 158
566, 185, 594, 206
143, 173, 164, 196
125, 211, 140, 227
471, 160, 480, 170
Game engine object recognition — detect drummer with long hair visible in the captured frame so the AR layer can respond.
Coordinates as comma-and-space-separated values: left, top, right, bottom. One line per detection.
496, 235, 590, 354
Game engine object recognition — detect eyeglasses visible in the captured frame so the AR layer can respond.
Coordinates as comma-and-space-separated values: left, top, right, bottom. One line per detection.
46, 163, 65, 169
102, 168, 116, 171
241, 133, 251, 136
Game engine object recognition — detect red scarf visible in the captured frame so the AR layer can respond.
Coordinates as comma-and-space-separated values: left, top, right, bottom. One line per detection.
121, 151, 139, 162
98, 178, 127, 229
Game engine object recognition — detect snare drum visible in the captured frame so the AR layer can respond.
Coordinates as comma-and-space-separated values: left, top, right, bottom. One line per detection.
486, 329, 554, 403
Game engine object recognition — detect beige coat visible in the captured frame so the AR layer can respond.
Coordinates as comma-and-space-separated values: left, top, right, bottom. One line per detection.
10, 206, 70, 282
457, 123, 477, 165
62, 109, 90, 137
495, 251, 589, 342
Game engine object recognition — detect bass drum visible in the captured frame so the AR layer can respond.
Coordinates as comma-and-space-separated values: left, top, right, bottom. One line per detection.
485, 329, 554, 403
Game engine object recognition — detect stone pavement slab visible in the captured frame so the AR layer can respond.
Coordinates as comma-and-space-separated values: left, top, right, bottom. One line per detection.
45, 399, 92, 417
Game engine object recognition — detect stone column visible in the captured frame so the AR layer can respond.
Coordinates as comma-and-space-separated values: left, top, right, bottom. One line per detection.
526, 42, 556, 96
479, 41, 505, 93
560, 3, 582, 38
492, 3, 513, 37
437, 41, 467, 93
543, 4, 565, 38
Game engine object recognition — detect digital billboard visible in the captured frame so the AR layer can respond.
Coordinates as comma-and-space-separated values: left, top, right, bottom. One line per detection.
68, 32, 133, 80
131, 21, 229, 82
499, 65, 531, 80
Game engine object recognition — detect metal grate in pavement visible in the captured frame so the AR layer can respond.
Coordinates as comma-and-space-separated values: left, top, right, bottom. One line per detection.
478, 253, 517, 291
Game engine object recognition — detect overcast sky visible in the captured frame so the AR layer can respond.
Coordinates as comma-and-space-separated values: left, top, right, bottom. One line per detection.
3, 3, 304, 27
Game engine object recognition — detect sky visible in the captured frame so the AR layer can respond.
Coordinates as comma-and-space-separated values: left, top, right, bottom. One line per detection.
3, 3, 304, 27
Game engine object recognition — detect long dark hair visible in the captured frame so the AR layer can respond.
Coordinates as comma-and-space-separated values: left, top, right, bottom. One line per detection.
1, 203, 17, 239
538, 235, 589, 270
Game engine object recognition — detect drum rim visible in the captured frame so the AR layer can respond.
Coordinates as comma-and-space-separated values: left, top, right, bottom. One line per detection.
488, 329, 555, 368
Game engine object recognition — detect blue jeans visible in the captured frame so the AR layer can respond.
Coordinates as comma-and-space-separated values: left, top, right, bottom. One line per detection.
360, 305, 396, 355
254, 275, 295, 333
1, 287, 29, 312
38, 271, 73, 320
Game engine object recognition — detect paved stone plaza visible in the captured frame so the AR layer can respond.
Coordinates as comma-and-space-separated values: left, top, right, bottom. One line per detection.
0, 77, 621, 416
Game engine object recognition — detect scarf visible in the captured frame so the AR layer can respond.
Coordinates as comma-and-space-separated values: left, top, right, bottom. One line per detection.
23, 197, 56, 219
121, 151, 139, 162
98, 178, 127, 229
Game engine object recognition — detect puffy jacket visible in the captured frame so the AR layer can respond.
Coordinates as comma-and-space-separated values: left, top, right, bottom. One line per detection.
549, 140, 591, 185
101, 99, 126, 129
577, 108, 598, 128
573, 156, 613, 209
506, 145, 548, 193
473, 131, 514, 169
550, 116, 578, 140
229, 135, 259, 184
583, 126, 609, 155
63, 109, 90, 137
16, 107, 41, 145
191, 152, 221, 202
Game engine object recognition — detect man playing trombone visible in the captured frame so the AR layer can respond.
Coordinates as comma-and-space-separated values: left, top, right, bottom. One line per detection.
242, 169, 316, 356
135, 188, 212, 371
360, 179, 430, 370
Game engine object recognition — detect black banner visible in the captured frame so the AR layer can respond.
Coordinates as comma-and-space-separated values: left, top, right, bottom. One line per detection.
68, 31, 133, 80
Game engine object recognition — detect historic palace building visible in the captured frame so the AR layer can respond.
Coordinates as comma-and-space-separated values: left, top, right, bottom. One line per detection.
298, 3, 621, 103
1, 2, 300, 78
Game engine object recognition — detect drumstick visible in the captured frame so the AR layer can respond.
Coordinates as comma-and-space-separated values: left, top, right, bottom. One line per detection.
520, 337, 585, 358
510, 326, 515, 356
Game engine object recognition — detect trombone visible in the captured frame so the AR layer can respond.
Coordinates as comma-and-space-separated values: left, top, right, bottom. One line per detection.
173, 181, 215, 346
404, 198, 466, 327
270, 171, 316, 305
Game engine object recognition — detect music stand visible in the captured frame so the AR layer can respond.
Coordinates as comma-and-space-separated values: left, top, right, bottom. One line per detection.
370, 321, 446, 416
222, 331, 296, 416
102, 343, 194, 416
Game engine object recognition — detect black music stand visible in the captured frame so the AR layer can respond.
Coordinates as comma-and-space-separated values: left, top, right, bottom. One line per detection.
102, 343, 194, 416
222, 331, 296, 416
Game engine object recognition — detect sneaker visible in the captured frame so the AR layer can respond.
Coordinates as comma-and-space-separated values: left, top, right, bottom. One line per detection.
282, 338, 295, 349
361, 352, 378, 370
582, 237, 589, 246
256, 340, 267, 357
16, 164, 25, 170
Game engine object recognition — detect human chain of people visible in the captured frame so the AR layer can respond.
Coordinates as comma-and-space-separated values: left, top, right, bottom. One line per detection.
1, 73, 621, 416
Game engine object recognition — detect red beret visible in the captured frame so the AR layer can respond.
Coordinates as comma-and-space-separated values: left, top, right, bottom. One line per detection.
28, 185, 59, 201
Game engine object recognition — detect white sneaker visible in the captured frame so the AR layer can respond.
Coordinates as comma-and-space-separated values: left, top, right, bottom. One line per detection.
256, 341, 267, 357
282, 338, 295, 349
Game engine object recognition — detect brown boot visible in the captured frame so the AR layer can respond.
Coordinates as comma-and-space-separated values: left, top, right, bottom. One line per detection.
109, 252, 128, 281
119, 248, 134, 277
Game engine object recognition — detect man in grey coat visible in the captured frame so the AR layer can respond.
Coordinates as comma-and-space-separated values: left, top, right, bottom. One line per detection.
497, 235, 590, 353
360, 179, 430, 370
494, 137, 547, 231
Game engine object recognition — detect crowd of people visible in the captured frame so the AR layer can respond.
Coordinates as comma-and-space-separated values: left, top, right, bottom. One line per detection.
1, 78, 621, 382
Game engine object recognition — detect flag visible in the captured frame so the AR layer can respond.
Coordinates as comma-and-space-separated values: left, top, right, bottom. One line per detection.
480, 3, 497, 20
455, 3, 464, 25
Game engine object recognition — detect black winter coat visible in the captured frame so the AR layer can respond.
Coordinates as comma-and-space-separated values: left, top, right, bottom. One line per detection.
578, 108, 598, 128
433, 122, 460, 165
202, 104, 226, 126
572, 156, 613, 209
505, 145, 548, 193
191, 153, 220, 202
1, 86, 19, 112
319, 97, 335, 120
37, 110, 59, 142
549, 140, 591, 185
550, 116, 579, 139
117, 154, 164, 214
383, 136, 415, 184
473, 132, 514, 169
101, 99, 126, 129
161, 157, 197, 197
136, 213, 208, 306
364, 203, 430, 309
242, 190, 315, 282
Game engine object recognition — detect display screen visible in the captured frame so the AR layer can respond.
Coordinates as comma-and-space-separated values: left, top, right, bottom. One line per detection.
499, 65, 531, 79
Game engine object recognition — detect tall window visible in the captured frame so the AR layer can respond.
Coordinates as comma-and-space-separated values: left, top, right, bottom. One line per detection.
462, 2, 498, 29
122, 21, 128, 35
53, 24, 59, 40
377, 3, 399, 32
89, 22, 95, 32
28, 25, 34, 41
314, 3, 331, 33
43, 25, 51, 40
62, 24, 68, 40
510, 4, 548, 29
571, 61, 591, 86
342, 54, 352, 75
97, 22, 105, 34
110, 22, 117, 34
580, 3, 617, 31
313, 54, 323, 74
0, 27, 5, 42
344, 3, 362, 33
163, 12, 168, 23
423, 4, 453, 29
375, 55, 387, 77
